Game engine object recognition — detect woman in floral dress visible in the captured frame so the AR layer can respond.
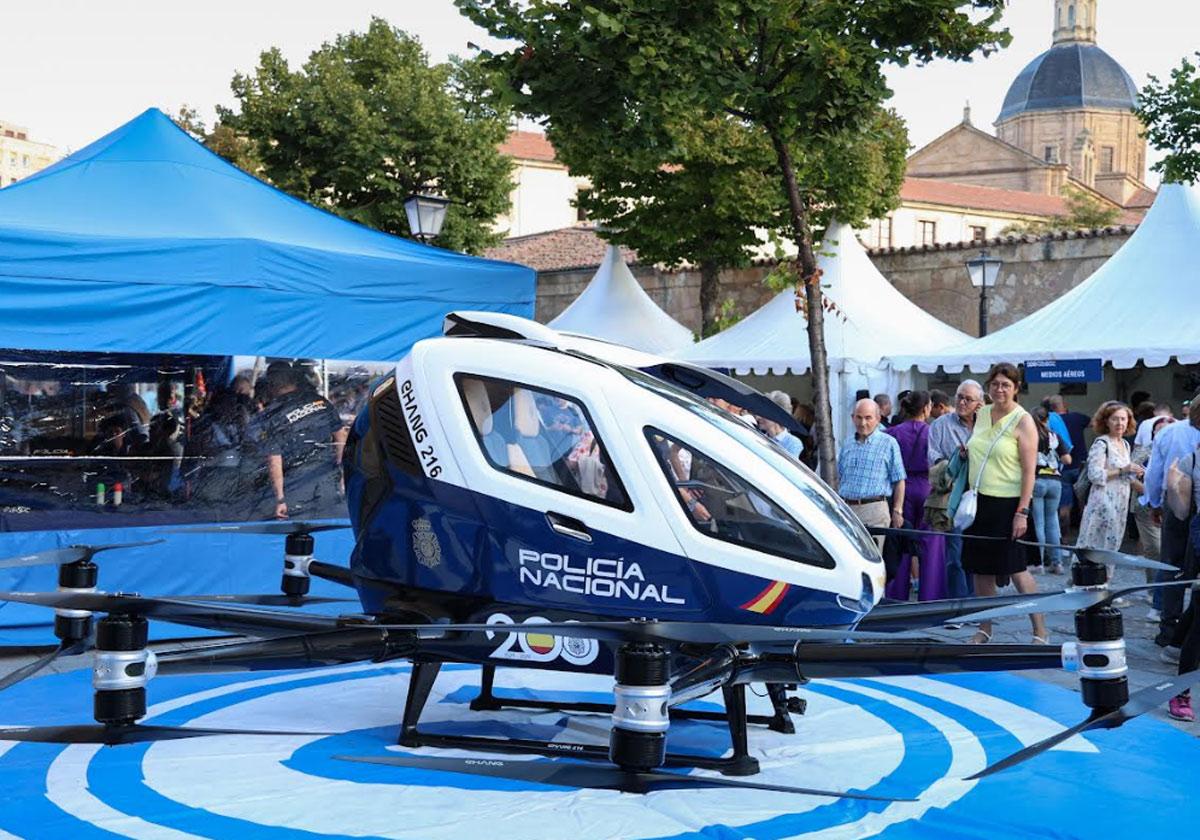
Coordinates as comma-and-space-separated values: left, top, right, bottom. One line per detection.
1076, 402, 1145, 583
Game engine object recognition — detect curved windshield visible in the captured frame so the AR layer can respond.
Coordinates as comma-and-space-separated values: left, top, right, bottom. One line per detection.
616, 365, 881, 562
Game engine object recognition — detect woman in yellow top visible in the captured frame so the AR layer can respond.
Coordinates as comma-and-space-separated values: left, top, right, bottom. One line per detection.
963, 362, 1048, 644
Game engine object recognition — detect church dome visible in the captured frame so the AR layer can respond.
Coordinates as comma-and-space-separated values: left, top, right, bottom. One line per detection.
998, 43, 1138, 123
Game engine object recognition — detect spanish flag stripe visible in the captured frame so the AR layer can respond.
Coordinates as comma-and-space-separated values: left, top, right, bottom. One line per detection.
740, 581, 790, 614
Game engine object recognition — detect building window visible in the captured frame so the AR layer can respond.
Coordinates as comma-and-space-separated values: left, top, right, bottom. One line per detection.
574, 187, 590, 222
970, 226, 987, 244
871, 216, 893, 248
1100, 146, 1115, 173
1043, 145, 1059, 164
21, 155, 28, 168
919, 220, 937, 246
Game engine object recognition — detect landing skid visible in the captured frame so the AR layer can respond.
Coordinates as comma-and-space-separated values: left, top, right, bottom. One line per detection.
399, 662, 806, 777
469, 664, 804, 734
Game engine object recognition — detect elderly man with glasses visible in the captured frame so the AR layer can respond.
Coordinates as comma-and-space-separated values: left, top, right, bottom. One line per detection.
927, 379, 984, 597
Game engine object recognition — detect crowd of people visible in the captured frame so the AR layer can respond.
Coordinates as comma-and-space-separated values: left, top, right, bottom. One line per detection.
835, 366, 1200, 723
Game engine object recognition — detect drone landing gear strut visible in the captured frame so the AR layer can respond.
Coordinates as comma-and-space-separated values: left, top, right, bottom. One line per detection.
400, 661, 806, 777
470, 665, 803, 734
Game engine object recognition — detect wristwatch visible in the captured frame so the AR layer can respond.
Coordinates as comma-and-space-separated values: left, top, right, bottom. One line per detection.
1016, 507, 1031, 516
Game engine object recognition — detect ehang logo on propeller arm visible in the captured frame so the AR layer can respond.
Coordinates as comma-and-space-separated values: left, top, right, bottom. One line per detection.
517, 549, 686, 604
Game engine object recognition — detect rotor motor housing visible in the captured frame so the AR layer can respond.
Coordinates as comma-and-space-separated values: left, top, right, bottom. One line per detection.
54, 559, 97, 643
609, 642, 671, 771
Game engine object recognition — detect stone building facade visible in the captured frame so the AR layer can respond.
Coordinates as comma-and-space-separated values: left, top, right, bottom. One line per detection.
531, 226, 1135, 339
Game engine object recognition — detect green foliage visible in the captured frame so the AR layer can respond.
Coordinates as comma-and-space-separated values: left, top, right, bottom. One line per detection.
459, 0, 1008, 477
704, 298, 744, 338
1137, 52, 1200, 185
218, 18, 513, 254
1002, 186, 1120, 235
172, 105, 262, 174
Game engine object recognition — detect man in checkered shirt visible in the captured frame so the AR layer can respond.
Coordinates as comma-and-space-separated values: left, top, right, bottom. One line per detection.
838, 398, 906, 549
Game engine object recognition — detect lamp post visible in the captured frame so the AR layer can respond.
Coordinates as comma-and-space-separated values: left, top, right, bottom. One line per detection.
966, 250, 1002, 337
403, 192, 451, 243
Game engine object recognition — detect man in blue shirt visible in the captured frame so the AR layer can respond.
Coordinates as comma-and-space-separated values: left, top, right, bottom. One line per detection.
838, 398, 906, 550
1142, 389, 1200, 647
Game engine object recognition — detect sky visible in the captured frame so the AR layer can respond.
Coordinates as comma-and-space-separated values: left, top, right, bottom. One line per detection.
3, 1, 1197, 185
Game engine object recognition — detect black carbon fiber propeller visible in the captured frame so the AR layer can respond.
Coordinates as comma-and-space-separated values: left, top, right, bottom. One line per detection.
170, 521, 350, 536
0, 539, 164, 570
0, 723, 331, 746
335, 753, 910, 801
968, 668, 1200, 780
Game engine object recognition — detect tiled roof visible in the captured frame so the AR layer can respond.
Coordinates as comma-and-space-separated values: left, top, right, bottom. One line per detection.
901, 177, 1144, 225
484, 225, 636, 272
498, 130, 559, 163
866, 224, 1139, 257
1127, 187, 1158, 209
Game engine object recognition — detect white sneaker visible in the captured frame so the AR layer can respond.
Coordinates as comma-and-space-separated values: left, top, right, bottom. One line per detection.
1147, 608, 1162, 623
1112, 597, 1132, 608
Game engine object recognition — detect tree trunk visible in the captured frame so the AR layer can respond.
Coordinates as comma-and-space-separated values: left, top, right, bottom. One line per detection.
769, 131, 838, 488
699, 259, 722, 337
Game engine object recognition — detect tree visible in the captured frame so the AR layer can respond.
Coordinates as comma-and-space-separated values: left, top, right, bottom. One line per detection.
1002, 185, 1120, 235
172, 105, 263, 174
218, 18, 514, 254
1137, 52, 1200, 185
458, 0, 1005, 483
564, 114, 785, 337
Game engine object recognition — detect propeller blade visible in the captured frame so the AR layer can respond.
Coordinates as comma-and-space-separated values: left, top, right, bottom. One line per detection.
0, 591, 342, 638
1068, 547, 1175, 573
335, 754, 909, 801
965, 713, 1108, 780
0, 640, 88, 691
868, 527, 1176, 572
0, 724, 331, 746
170, 521, 350, 536
954, 579, 1197, 624
169, 595, 354, 607
967, 669, 1200, 780
0, 539, 164, 570
373, 619, 926, 645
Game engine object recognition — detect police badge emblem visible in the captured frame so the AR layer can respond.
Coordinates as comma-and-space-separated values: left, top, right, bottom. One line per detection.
412, 518, 442, 569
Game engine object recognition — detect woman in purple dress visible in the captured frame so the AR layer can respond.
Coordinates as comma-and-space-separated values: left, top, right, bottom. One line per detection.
884, 390, 947, 601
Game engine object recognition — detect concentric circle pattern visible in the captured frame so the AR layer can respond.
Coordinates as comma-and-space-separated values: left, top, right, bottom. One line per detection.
0, 663, 1196, 838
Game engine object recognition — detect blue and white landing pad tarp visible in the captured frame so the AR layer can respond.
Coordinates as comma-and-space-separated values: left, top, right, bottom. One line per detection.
0, 663, 1195, 838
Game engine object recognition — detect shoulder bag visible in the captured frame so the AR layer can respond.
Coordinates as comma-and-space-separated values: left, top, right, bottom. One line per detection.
1073, 439, 1110, 508
1166, 448, 1199, 521
953, 409, 1023, 531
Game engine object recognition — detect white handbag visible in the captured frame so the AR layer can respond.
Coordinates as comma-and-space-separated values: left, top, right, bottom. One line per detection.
954, 410, 1022, 531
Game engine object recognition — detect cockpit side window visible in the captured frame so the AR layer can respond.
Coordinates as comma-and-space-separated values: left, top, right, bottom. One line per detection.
455, 373, 632, 512
645, 427, 833, 569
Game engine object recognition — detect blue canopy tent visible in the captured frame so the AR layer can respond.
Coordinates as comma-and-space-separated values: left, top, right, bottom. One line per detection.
0, 108, 534, 638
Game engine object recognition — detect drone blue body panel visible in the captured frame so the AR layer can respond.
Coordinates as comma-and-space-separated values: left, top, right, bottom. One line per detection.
343, 314, 882, 650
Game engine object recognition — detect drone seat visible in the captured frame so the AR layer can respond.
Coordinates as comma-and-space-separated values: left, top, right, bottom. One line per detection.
462, 377, 507, 466
506, 388, 552, 480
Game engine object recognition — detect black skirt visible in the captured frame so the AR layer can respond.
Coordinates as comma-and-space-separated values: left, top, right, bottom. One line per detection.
962, 494, 1027, 576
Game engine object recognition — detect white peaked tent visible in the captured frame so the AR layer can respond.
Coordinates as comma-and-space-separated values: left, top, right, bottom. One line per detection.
675, 222, 970, 443
549, 244, 695, 353
891, 183, 1200, 373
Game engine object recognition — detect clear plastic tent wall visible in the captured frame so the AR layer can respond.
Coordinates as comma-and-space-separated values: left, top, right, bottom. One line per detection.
0, 109, 534, 636
549, 244, 695, 353
889, 183, 1200, 373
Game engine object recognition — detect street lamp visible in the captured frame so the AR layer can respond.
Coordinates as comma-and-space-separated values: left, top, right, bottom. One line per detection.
966, 250, 1003, 337
403, 192, 451, 243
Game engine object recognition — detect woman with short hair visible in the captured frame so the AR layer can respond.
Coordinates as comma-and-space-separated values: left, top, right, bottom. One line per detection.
1076, 401, 1145, 585
963, 362, 1048, 644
